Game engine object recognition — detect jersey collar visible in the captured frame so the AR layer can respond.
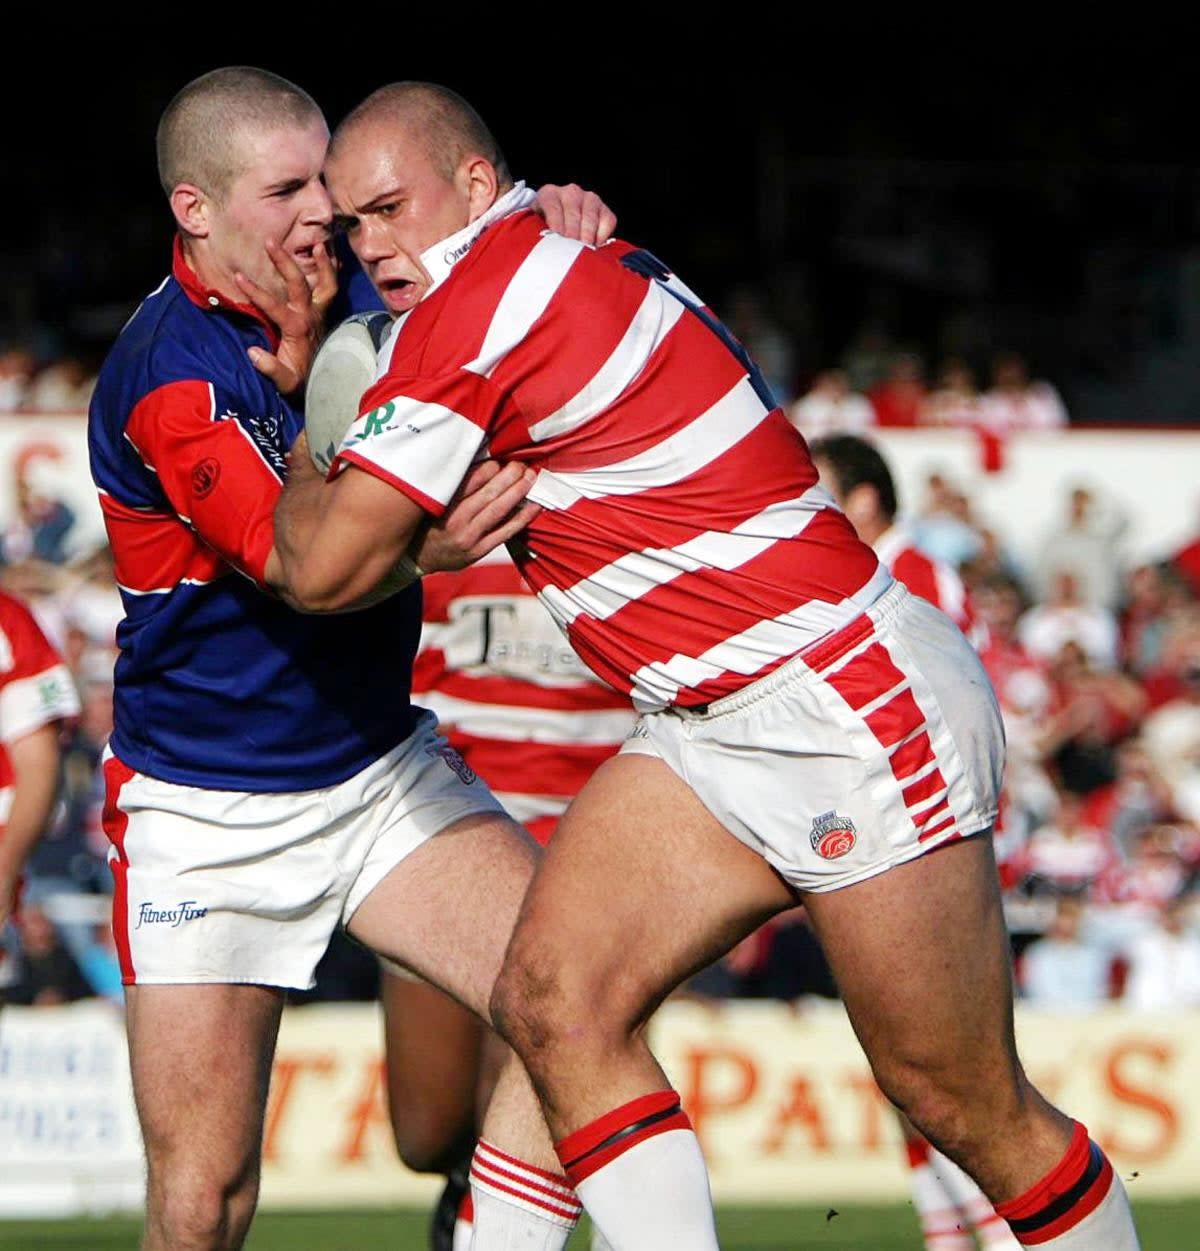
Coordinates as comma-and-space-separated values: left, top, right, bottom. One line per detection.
172, 237, 281, 350
872, 522, 909, 566
417, 181, 538, 297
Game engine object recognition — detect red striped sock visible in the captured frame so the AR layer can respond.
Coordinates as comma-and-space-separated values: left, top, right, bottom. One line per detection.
995, 1123, 1114, 1245
555, 1090, 693, 1187
469, 1139, 581, 1230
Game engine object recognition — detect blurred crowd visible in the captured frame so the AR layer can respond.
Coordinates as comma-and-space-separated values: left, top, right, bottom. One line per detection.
0, 346, 97, 414
1, 412, 1198, 1017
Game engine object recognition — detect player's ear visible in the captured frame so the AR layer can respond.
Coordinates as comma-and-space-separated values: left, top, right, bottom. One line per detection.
459, 156, 498, 224
169, 183, 210, 239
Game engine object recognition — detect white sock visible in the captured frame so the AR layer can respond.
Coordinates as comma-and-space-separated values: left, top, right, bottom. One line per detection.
557, 1091, 718, 1251
909, 1151, 974, 1249
468, 1138, 580, 1251
927, 1145, 1021, 1248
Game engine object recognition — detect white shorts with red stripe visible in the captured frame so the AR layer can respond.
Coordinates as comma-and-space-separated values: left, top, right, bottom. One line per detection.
620, 581, 1004, 892
101, 711, 506, 988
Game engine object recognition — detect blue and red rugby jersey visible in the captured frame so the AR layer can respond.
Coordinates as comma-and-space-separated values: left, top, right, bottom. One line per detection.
88, 240, 418, 792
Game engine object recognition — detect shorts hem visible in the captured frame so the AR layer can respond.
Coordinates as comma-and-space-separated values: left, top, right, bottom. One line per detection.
790, 818, 995, 894
122, 973, 315, 990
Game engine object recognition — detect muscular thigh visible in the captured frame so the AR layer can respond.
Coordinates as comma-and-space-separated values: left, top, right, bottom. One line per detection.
505, 753, 795, 1024
126, 983, 284, 1171
347, 812, 539, 1020
802, 833, 1019, 1086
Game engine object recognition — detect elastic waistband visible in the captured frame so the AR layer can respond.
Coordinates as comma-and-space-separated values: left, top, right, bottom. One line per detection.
674, 579, 911, 722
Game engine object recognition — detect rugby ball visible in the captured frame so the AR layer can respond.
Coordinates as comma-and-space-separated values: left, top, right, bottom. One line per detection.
305, 311, 393, 472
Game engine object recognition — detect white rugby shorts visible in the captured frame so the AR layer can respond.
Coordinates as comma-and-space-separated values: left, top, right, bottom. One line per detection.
101, 712, 506, 988
620, 581, 1005, 892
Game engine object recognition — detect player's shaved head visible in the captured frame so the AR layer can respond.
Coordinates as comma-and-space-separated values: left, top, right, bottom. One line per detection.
157, 66, 325, 201
330, 82, 511, 190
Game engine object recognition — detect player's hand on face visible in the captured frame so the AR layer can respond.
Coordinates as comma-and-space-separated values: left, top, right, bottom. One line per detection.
413, 460, 541, 573
534, 183, 617, 246
238, 239, 339, 396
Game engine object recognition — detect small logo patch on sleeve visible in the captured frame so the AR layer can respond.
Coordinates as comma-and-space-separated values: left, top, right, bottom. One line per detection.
191, 457, 221, 499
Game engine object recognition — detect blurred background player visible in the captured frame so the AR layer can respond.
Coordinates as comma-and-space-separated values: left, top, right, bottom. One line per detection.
386, 545, 635, 1250
0, 587, 80, 1005
808, 433, 1017, 1249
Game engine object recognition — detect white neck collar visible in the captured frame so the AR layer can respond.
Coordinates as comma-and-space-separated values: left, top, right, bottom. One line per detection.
418, 181, 537, 295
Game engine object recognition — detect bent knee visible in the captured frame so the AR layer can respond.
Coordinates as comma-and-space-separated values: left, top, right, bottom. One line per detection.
490, 947, 653, 1061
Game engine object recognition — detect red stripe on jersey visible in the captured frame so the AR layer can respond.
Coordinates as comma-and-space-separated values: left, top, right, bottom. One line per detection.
101, 756, 137, 984
484, 247, 658, 456
526, 814, 559, 846
509, 301, 750, 466
0, 590, 71, 680
100, 494, 227, 592
125, 380, 279, 584
889, 548, 941, 608
422, 669, 630, 714
864, 688, 927, 749
421, 563, 532, 620
447, 732, 619, 798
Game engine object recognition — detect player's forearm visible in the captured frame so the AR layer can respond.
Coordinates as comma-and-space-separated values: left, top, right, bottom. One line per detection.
271, 448, 420, 612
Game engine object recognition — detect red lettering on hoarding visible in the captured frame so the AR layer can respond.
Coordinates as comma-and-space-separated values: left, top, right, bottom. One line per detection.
338, 1059, 392, 1163
263, 1053, 336, 1162
760, 1076, 832, 1154
842, 1074, 891, 1152
1100, 1039, 1178, 1163
679, 1046, 759, 1160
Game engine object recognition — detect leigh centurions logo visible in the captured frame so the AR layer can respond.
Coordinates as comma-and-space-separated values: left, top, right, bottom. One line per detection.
810, 811, 857, 860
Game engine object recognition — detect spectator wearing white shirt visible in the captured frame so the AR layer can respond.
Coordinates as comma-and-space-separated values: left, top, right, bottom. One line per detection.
787, 369, 876, 438
1122, 895, 1200, 1010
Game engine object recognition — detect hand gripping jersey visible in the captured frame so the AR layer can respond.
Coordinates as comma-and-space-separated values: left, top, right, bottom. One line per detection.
335, 199, 889, 711
88, 241, 419, 792
0, 590, 79, 827
413, 548, 635, 843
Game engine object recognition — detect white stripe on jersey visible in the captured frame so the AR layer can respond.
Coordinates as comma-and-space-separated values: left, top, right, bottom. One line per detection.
418, 691, 634, 745
463, 234, 586, 378
528, 282, 687, 442
529, 374, 771, 505
627, 563, 893, 708
540, 484, 831, 627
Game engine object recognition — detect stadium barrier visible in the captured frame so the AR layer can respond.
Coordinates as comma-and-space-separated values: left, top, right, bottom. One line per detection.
1, 998, 1196, 1216
0, 415, 1195, 571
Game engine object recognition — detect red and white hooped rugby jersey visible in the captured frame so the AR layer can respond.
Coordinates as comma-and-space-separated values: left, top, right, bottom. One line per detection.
872, 524, 982, 644
0, 589, 79, 828
334, 192, 889, 711
412, 548, 634, 844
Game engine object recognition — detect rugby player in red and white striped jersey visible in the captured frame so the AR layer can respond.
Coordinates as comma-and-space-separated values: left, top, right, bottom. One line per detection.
808, 433, 981, 643
271, 84, 1140, 1251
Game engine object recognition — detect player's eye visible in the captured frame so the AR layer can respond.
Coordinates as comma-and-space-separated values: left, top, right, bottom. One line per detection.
377, 201, 401, 218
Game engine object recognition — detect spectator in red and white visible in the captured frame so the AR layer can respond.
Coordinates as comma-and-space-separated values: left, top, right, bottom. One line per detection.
918, 357, 982, 429
978, 350, 1068, 433
786, 368, 877, 439
809, 434, 979, 640
1018, 896, 1115, 1008
1140, 634, 1200, 824
1082, 738, 1177, 859
1121, 893, 1200, 1010
1018, 570, 1120, 670
1016, 790, 1121, 897
867, 349, 927, 427
1096, 824, 1193, 920
1120, 563, 1178, 681
1040, 639, 1148, 796
1034, 486, 1128, 612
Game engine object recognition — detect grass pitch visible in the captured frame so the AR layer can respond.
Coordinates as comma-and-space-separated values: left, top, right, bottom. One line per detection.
1, 1200, 1195, 1249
